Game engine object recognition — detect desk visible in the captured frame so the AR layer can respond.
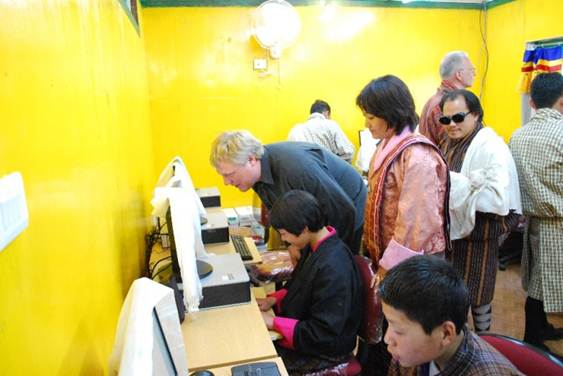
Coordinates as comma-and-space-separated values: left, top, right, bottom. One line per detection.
149, 235, 261, 285
182, 291, 278, 371
205, 235, 262, 264
252, 287, 282, 341
206, 357, 288, 376
202, 209, 262, 264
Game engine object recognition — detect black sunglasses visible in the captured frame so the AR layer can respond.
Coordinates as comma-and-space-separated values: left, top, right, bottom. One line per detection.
439, 112, 469, 125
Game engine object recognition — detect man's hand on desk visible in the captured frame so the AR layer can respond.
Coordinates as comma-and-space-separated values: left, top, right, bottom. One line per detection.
261, 311, 275, 330
257, 297, 276, 312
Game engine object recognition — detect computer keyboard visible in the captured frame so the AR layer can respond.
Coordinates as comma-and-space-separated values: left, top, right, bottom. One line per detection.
231, 362, 280, 376
231, 234, 253, 261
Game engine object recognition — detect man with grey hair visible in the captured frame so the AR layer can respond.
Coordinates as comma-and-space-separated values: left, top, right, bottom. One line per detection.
210, 130, 367, 255
419, 51, 475, 147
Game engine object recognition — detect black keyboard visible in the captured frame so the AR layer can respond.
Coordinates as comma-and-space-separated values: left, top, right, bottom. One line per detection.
231, 362, 280, 376
231, 235, 253, 261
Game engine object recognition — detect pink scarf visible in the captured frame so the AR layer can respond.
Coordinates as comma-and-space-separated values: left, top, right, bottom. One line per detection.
371, 127, 413, 173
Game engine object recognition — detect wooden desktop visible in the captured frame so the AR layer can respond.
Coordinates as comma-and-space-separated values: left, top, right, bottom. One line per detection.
182, 291, 278, 371
203, 229, 262, 264
182, 239, 284, 374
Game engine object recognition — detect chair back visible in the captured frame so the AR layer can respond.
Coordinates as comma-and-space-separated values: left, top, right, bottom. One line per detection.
303, 357, 361, 376
480, 333, 563, 376
353, 255, 383, 344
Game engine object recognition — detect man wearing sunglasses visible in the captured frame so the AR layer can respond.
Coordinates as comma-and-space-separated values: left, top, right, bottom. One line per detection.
419, 51, 475, 148
440, 89, 522, 335
509, 72, 563, 353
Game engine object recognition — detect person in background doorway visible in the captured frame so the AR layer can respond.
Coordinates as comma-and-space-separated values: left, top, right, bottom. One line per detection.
355, 128, 380, 176
419, 51, 476, 148
288, 99, 355, 163
257, 190, 363, 375
210, 130, 366, 257
509, 72, 563, 352
440, 89, 521, 334
356, 75, 450, 375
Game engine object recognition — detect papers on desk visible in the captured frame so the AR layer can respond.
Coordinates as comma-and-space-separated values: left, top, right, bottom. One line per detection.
269, 329, 282, 341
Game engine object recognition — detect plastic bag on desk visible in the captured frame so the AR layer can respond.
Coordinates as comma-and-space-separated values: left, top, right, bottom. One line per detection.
248, 250, 294, 284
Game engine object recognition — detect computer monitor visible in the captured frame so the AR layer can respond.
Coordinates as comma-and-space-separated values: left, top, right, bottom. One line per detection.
152, 287, 189, 375
153, 156, 208, 226
166, 208, 213, 281
151, 156, 212, 313
109, 278, 189, 376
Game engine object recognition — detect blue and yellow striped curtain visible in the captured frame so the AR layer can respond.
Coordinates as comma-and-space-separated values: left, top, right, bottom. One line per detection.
520, 44, 562, 93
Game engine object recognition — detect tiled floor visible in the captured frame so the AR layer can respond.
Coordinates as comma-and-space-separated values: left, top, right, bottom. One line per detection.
484, 262, 563, 356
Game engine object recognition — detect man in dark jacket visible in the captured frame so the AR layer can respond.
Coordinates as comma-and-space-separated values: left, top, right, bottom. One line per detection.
210, 130, 366, 255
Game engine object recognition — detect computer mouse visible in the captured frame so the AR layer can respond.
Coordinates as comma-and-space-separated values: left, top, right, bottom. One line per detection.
190, 370, 214, 376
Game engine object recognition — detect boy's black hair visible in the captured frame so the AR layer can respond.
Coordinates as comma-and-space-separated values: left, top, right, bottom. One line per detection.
269, 190, 327, 236
439, 89, 484, 122
310, 99, 331, 115
356, 75, 419, 134
379, 256, 469, 335
530, 72, 563, 109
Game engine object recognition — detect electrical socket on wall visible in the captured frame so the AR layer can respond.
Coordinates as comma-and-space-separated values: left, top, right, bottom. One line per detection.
0, 172, 29, 252
253, 58, 268, 71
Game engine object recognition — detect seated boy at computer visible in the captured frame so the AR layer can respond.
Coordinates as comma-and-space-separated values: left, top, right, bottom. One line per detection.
379, 256, 522, 376
256, 190, 363, 375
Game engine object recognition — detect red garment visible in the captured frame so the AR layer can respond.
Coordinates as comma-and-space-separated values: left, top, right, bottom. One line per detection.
419, 80, 458, 148
268, 289, 288, 313
273, 316, 298, 349
311, 226, 336, 252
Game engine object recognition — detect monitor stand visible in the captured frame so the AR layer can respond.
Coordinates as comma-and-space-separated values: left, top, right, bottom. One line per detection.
196, 259, 213, 279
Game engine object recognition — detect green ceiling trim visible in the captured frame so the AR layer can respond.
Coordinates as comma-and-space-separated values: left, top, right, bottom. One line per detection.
140, 0, 497, 10
141, 0, 263, 5
486, 0, 515, 8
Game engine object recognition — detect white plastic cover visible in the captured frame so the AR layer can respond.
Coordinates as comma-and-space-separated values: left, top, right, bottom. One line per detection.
150, 156, 208, 312
153, 156, 207, 222
108, 278, 188, 376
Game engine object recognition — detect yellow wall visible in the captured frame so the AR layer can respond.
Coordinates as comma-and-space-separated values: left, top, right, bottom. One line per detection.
0, 1, 154, 374
0, 0, 560, 373
142, 6, 484, 208
483, 0, 563, 141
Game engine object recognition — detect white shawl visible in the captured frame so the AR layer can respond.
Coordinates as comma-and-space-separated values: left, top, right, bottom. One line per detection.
109, 278, 188, 376
449, 127, 522, 240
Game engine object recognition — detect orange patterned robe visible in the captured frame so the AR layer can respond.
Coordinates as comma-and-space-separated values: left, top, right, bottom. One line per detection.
364, 134, 449, 268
